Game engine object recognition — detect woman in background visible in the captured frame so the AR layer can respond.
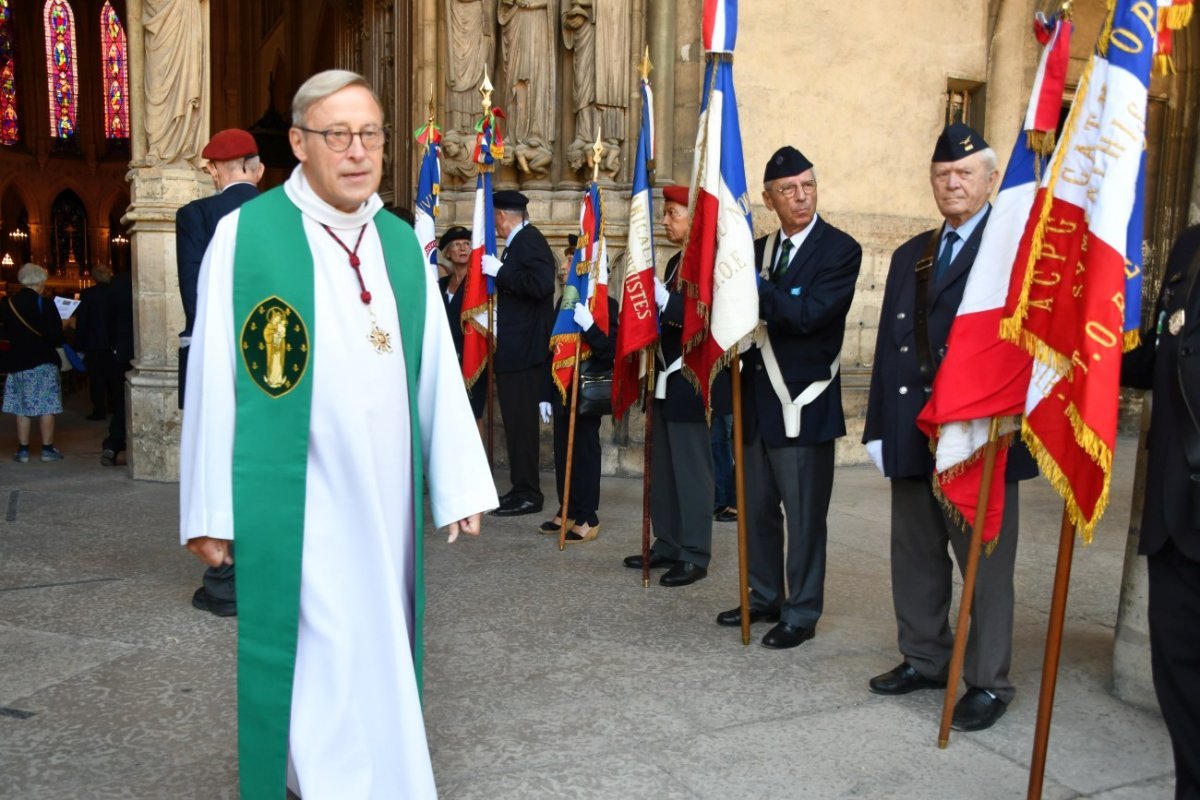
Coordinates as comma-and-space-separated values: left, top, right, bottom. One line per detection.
1, 263, 65, 462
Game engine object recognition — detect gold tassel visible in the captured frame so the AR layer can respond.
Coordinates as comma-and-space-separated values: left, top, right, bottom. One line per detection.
1167, 3, 1193, 29
1154, 53, 1177, 77
1123, 329, 1141, 352
1025, 129, 1056, 157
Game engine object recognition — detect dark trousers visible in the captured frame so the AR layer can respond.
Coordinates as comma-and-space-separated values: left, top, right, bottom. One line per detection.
552, 404, 601, 525
890, 477, 1019, 703
496, 366, 543, 504
84, 349, 115, 415
203, 544, 237, 603
649, 410, 714, 568
1148, 540, 1200, 800
711, 413, 735, 509
743, 436, 834, 628
101, 360, 131, 454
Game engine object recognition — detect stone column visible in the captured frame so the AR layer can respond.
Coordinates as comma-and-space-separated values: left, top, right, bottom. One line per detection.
122, 0, 213, 481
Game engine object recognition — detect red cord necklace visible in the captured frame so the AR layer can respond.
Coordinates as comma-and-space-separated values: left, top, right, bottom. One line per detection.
320, 223, 393, 353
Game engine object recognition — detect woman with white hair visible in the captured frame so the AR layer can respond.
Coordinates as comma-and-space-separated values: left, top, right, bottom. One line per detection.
0, 263, 65, 462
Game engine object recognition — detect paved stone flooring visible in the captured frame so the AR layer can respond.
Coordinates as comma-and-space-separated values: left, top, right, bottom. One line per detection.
0, 406, 1176, 798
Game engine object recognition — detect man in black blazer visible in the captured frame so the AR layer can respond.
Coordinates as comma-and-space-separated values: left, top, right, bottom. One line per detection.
863, 123, 1036, 733
484, 190, 556, 516
716, 147, 862, 648
1122, 223, 1200, 798
621, 185, 729, 586
175, 128, 262, 618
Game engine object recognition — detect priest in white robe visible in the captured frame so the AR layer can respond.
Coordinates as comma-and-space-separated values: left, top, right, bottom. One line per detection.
180, 70, 497, 800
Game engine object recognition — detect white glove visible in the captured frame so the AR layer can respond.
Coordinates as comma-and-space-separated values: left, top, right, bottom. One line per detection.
573, 302, 594, 331
539, 401, 552, 424
865, 439, 885, 477
481, 254, 503, 277
653, 277, 670, 310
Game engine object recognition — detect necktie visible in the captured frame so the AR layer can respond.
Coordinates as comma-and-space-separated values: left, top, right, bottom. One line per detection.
773, 238, 794, 280
933, 230, 959, 282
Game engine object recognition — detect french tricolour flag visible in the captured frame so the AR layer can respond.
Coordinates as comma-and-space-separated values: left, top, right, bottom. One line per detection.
550, 183, 610, 402
460, 114, 500, 390
413, 129, 441, 278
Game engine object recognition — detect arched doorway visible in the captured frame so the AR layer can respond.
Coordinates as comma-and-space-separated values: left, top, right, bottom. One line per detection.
49, 188, 87, 276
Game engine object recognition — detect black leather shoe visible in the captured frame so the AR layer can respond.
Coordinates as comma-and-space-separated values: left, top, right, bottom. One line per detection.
623, 552, 676, 569
659, 562, 707, 587
868, 662, 947, 695
191, 587, 237, 618
760, 622, 815, 649
100, 449, 118, 467
951, 687, 1007, 732
715, 606, 781, 627
490, 497, 543, 517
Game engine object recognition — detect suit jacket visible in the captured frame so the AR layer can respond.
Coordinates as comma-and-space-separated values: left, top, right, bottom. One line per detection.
176, 182, 260, 337
494, 224, 556, 373
741, 216, 861, 447
74, 281, 114, 351
1122, 223, 1200, 561
656, 252, 731, 422
863, 207, 1037, 481
438, 274, 468, 359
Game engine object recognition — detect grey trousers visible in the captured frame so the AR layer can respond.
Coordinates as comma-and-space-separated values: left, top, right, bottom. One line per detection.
650, 413, 714, 568
744, 436, 835, 628
890, 476, 1019, 703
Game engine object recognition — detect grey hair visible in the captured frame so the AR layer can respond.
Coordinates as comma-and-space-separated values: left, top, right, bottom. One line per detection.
497, 207, 530, 224
242, 154, 262, 172
291, 70, 381, 126
17, 263, 48, 287
92, 264, 113, 283
978, 147, 998, 173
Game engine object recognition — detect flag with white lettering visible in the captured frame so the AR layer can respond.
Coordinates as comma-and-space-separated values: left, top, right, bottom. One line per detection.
413, 121, 441, 278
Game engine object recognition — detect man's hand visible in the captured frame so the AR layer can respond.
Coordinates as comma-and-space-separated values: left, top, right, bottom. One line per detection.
572, 302, 594, 331
481, 254, 503, 278
446, 513, 482, 543
653, 277, 670, 310
187, 536, 233, 568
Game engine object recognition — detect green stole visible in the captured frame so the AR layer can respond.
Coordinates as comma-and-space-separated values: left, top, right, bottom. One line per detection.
230, 187, 427, 798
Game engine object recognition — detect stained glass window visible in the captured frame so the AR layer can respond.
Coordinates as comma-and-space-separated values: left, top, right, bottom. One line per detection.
0, 0, 18, 146
100, 2, 128, 140
44, 0, 77, 140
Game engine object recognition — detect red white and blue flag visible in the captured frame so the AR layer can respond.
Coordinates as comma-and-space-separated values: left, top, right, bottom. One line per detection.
680, 0, 758, 412
460, 106, 503, 390
915, 12, 1071, 545
550, 183, 610, 402
413, 120, 441, 278
1001, 0, 1156, 540
613, 70, 657, 421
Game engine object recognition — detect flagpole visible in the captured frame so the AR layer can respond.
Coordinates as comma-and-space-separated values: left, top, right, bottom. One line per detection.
486, 296, 495, 468
1026, 505, 1077, 799
640, 374, 654, 588
937, 415, 1004, 747
731, 355, 751, 646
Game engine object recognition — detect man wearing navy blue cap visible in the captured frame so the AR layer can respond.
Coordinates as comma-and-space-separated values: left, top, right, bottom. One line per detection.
716, 146, 862, 647
484, 190, 556, 516
863, 122, 1037, 732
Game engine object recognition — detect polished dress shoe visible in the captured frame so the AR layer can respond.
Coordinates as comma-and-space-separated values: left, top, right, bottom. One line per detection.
490, 497, 543, 517
715, 606, 781, 627
623, 552, 676, 570
760, 622, 815, 649
951, 687, 1007, 732
659, 561, 707, 587
191, 586, 237, 618
868, 662, 947, 696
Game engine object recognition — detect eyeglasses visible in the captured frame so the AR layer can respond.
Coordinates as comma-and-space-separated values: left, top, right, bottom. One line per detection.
296, 125, 387, 152
770, 180, 817, 199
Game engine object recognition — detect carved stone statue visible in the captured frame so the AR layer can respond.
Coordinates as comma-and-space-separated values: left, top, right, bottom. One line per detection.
562, 0, 628, 178
443, 0, 497, 180
142, 0, 206, 166
498, 0, 559, 179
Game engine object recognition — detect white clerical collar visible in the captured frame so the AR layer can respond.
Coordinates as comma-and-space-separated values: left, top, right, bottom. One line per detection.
284, 165, 383, 230
505, 220, 528, 247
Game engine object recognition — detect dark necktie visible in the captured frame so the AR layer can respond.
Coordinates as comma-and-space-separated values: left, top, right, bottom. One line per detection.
933, 230, 960, 282
773, 238, 794, 280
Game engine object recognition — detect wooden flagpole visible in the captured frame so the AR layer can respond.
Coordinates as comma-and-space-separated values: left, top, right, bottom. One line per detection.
1026, 506, 1077, 799
558, 347, 583, 551
731, 356, 751, 646
640, 376, 654, 588
486, 297, 495, 468
938, 415, 1004, 747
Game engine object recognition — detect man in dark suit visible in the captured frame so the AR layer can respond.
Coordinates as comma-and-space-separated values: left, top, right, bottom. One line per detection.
716, 147, 862, 647
621, 185, 728, 586
175, 128, 262, 618
1122, 223, 1200, 798
484, 190, 556, 516
74, 264, 115, 420
863, 123, 1037, 732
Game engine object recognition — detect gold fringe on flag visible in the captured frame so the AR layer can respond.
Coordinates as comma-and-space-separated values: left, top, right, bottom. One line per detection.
1019, 416, 1107, 543
929, 427, 1018, 556
1025, 129, 1057, 158
1167, 1, 1193, 29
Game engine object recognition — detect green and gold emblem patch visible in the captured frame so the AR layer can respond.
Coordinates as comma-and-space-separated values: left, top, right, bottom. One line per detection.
240, 296, 310, 398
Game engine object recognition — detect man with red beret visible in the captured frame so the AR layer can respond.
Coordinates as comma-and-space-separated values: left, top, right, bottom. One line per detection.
176, 127, 264, 617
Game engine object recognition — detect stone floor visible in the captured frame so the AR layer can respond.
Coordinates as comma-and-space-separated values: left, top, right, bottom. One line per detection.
0, 401, 1176, 799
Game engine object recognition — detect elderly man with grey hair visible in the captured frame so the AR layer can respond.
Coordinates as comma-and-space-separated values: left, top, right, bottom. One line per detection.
862, 122, 1038, 734
0, 263, 65, 462
179, 69, 497, 798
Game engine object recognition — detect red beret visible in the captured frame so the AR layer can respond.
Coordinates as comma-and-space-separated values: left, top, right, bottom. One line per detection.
662, 185, 689, 207
202, 129, 258, 162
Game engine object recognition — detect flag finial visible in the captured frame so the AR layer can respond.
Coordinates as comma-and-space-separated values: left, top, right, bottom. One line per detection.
480, 67, 494, 114
591, 128, 605, 183
640, 46, 653, 81
427, 83, 436, 124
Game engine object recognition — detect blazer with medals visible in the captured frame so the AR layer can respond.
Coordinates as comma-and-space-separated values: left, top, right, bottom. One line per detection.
494, 223, 556, 373
741, 216, 862, 447
657, 252, 731, 422
863, 206, 1037, 481
1122, 223, 1200, 561
176, 182, 260, 337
